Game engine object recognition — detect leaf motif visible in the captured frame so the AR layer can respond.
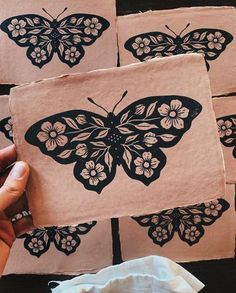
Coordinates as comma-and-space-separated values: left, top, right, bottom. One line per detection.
58, 28, 67, 34
120, 111, 130, 124
181, 44, 191, 50
134, 123, 158, 131
95, 129, 109, 139
159, 134, 176, 142
207, 52, 216, 57
149, 35, 158, 44
78, 225, 87, 232
26, 17, 34, 26
192, 44, 206, 49
146, 102, 157, 117
152, 46, 166, 52
179, 209, 188, 215
28, 29, 42, 34
231, 118, 236, 125
140, 217, 151, 224
43, 233, 49, 243
91, 141, 106, 147
83, 37, 92, 42
59, 43, 64, 55
168, 223, 173, 234
167, 37, 174, 44
68, 28, 81, 34
189, 209, 203, 214
199, 32, 207, 41
76, 17, 84, 26
203, 217, 213, 223
123, 148, 132, 169
63, 117, 79, 129
105, 151, 113, 172
60, 20, 67, 27
19, 38, 28, 43
44, 29, 52, 35
179, 223, 185, 235
71, 132, 91, 142
184, 35, 190, 43
54, 233, 60, 245
43, 20, 51, 27
168, 45, 176, 51
41, 35, 50, 40
47, 43, 52, 55
91, 150, 101, 158
225, 138, 235, 144
92, 117, 104, 127
125, 134, 139, 143
118, 127, 133, 134
57, 149, 74, 159
133, 144, 144, 150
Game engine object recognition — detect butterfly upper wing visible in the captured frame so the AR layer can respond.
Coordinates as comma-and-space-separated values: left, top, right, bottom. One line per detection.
124, 32, 177, 62
56, 14, 110, 67
0, 116, 13, 142
0, 14, 55, 67
133, 198, 229, 246
216, 115, 236, 158
25, 110, 117, 194
114, 95, 202, 186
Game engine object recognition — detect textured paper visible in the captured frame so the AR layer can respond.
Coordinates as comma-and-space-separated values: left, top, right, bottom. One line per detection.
10, 54, 225, 227
120, 184, 235, 262
213, 96, 236, 184
0, 0, 117, 84
0, 95, 12, 148
117, 6, 236, 96
3, 220, 112, 275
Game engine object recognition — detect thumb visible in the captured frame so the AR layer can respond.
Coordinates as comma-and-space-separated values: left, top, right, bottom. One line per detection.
0, 162, 30, 212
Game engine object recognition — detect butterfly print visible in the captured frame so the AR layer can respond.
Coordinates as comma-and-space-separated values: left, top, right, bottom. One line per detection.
0, 116, 13, 142
124, 24, 233, 71
25, 92, 202, 194
133, 198, 229, 246
217, 115, 236, 159
0, 8, 110, 68
18, 221, 96, 257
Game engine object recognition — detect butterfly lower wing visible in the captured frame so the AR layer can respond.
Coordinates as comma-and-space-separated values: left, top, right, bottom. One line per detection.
217, 115, 236, 159
56, 14, 110, 67
115, 95, 202, 185
0, 117, 13, 142
124, 32, 176, 62
25, 110, 117, 194
0, 14, 55, 68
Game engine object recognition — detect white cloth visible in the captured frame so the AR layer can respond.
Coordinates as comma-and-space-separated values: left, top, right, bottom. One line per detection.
51, 256, 204, 293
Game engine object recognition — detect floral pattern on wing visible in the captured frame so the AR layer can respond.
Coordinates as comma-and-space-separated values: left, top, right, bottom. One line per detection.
133, 198, 229, 246
0, 116, 14, 142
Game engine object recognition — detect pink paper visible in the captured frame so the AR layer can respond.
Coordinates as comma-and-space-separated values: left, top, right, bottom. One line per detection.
0, 95, 13, 148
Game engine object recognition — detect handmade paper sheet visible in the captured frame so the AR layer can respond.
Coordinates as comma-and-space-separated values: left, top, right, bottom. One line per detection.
10, 54, 225, 227
0, 95, 13, 148
213, 96, 236, 183
0, 0, 117, 84
117, 6, 236, 96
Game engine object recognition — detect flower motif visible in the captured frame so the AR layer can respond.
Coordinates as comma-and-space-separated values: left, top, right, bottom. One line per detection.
29, 35, 38, 45
158, 99, 189, 129
204, 200, 222, 217
151, 215, 159, 224
152, 227, 168, 242
132, 37, 151, 56
193, 215, 201, 224
81, 161, 107, 186
84, 18, 102, 36
217, 119, 232, 138
4, 118, 13, 137
76, 144, 88, 158
135, 104, 145, 115
143, 132, 158, 147
28, 238, 44, 253
73, 35, 81, 44
134, 152, 159, 178
65, 47, 80, 63
207, 32, 225, 50
33, 17, 40, 25
185, 226, 200, 242
61, 236, 76, 251
76, 114, 87, 125
7, 19, 26, 37
37, 121, 68, 151
31, 47, 47, 64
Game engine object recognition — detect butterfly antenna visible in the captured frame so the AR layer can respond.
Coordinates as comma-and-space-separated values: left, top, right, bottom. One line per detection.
87, 98, 109, 114
56, 8, 68, 20
179, 23, 190, 36
112, 91, 128, 114
165, 25, 178, 37
42, 8, 54, 20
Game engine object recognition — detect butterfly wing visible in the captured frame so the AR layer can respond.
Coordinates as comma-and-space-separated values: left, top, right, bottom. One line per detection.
1, 14, 55, 67
217, 115, 236, 159
124, 32, 177, 61
0, 116, 13, 142
114, 95, 202, 186
25, 110, 117, 194
133, 198, 229, 246
53, 222, 97, 255
55, 14, 110, 67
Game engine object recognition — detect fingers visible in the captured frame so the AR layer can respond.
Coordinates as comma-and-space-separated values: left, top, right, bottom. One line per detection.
0, 145, 17, 174
0, 162, 30, 212
13, 216, 35, 237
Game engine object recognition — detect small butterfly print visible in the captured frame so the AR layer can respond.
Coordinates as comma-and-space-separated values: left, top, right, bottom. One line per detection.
25, 91, 202, 194
133, 198, 229, 246
0, 116, 13, 142
217, 115, 236, 159
124, 24, 233, 71
19, 221, 97, 257
0, 8, 110, 68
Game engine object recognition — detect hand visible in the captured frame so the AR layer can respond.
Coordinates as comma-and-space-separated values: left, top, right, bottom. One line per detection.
0, 145, 31, 275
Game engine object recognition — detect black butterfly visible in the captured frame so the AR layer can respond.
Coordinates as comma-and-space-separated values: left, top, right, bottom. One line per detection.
124, 24, 233, 71
133, 198, 229, 246
0, 8, 110, 68
0, 116, 13, 142
217, 115, 236, 158
25, 91, 202, 194
19, 221, 97, 257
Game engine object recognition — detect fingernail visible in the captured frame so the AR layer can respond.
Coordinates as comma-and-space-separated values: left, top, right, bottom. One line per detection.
10, 162, 27, 179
